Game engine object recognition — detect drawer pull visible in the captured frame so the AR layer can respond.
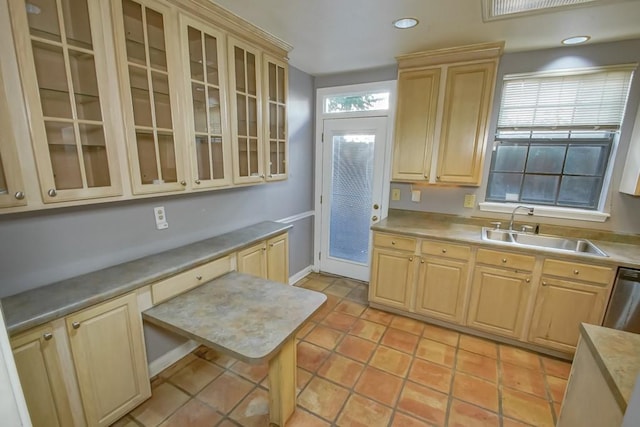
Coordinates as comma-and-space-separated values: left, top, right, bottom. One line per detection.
196, 275, 203, 280
72, 321, 80, 329
501, 258, 507, 263
43, 332, 53, 341
573, 269, 580, 275
409, 256, 414, 262
441, 249, 447, 254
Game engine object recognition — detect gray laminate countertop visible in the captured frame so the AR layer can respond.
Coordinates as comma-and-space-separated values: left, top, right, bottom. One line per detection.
579, 323, 640, 411
372, 211, 640, 269
1, 221, 291, 336
143, 271, 326, 363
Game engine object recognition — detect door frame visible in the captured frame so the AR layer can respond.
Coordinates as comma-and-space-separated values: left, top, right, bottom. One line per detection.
313, 80, 397, 275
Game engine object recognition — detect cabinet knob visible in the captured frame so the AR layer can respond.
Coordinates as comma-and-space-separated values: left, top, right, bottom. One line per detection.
525, 278, 530, 283
573, 269, 580, 275
72, 321, 80, 329
268, 174, 273, 178
391, 241, 396, 245
180, 180, 187, 186
48, 188, 57, 197
409, 256, 414, 262
260, 174, 265, 179
420, 259, 425, 264
262, 247, 266, 251
269, 243, 274, 247
196, 275, 202, 280
14, 191, 25, 200
490, 221, 501, 230
441, 248, 447, 254
542, 281, 548, 286
195, 179, 201, 185
501, 258, 507, 263
43, 332, 53, 341
373, 204, 379, 209
436, 176, 441, 180
372, 216, 378, 221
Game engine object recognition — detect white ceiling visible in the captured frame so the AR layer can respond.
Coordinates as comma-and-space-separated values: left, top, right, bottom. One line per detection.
209, 0, 640, 76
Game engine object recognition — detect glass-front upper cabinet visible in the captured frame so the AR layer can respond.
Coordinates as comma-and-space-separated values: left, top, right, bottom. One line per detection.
180, 15, 231, 189
8, 0, 122, 203
0, 71, 27, 208
263, 55, 288, 181
228, 37, 263, 184
112, 0, 185, 194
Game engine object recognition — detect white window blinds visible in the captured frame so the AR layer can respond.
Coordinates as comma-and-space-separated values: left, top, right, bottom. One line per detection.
497, 66, 634, 131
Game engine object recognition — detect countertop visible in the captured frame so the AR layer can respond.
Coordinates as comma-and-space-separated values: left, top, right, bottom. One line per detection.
579, 323, 640, 411
1, 221, 292, 336
143, 271, 326, 363
372, 210, 640, 269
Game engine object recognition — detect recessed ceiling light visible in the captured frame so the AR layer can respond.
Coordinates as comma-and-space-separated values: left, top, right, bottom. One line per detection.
562, 35, 591, 45
393, 18, 419, 29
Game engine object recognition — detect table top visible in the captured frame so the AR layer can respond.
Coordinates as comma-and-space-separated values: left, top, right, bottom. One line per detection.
142, 271, 326, 363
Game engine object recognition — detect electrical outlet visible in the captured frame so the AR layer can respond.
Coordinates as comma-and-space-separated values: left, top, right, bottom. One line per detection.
411, 190, 421, 202
153, 206, 168, 230
391, 189, 401, 201
464, 194, 476, 208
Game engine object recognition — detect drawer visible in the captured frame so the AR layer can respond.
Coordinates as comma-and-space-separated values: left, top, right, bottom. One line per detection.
374, 233, 416, 252
476, 248, 536, 271
542, 259, 614, 285
421, 240, 471, 260
151, 255, 233, 304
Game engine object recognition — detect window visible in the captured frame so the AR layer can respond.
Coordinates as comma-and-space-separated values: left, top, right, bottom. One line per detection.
323, 91, 390, 114
486, 66, 634, 211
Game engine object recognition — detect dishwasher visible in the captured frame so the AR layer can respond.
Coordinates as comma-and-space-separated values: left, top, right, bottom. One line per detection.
603, 268, 640, 333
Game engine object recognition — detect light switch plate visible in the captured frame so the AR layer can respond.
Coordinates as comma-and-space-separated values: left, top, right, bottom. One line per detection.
411, 190, 421, 202
464, 194, 476, 208
391, 189, 401, 201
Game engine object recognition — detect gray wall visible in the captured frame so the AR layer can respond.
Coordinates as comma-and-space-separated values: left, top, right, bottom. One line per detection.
0, 65, 315, 298
389, 39, 640, 235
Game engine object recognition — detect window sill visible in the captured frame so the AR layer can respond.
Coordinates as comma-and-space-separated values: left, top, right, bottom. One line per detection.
478, 202, 610, 223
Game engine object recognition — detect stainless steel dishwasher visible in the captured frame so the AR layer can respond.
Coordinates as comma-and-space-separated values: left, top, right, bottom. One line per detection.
603, 268, 640, 333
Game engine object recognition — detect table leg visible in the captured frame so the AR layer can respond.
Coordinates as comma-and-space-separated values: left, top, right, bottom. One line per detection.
268, 336, 297, 426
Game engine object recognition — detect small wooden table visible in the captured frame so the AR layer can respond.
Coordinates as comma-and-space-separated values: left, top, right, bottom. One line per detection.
142, 271, 326, 426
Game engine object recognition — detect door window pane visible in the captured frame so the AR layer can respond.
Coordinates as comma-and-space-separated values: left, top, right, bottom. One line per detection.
329, 134, 375, 264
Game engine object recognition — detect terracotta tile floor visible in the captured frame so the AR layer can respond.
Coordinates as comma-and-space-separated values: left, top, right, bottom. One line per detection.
115, 273, 571, 427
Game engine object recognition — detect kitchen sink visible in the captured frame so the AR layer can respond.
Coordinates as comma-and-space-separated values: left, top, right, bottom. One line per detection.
481, 227, 608, 257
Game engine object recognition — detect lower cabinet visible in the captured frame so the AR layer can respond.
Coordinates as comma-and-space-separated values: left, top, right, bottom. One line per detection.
369, 247, 416, 311
67, 292, 151, 427
237, 232, 289, 284
11, 292, 150, 427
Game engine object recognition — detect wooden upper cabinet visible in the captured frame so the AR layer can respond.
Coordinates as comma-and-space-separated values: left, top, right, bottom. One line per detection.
393, 42, 503, 186
263, 54, 288, 181
180, 15, 232, 189
228, 37, 263, 184
392, 68, 441, 181
113, 0, 185, 194
9, 0, 123, 202
0, 70, 27, 208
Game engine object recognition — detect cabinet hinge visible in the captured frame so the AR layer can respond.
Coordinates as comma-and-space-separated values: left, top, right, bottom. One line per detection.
318, 252, 321, 260
321, 133, 324, 142
320, 195, 323, 204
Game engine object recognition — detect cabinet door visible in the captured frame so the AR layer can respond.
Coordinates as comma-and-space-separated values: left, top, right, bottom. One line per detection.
228, 37, 263, 184
66, 292, 150, 427
467, 266, 532, 338
0, 70, 27, 208
9, 0, 122, 202
263, 55, 288, 181
392, 68, 441, 181
415, 257, 469, 324
238, 241, 267, 279
11, 324, 74, 427
528, 277, 608, 353
113, 0, 185, 194
267, 233, 289, 284
436, 61, 497, 185
369, 248, 416, 310
181, 15, 232, 189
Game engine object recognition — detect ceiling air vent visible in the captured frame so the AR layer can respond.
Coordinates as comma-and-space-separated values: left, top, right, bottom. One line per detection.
482, 0, 599, 21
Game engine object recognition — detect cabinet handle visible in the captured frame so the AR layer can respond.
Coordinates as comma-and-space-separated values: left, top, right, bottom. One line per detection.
409, 256, 413, 262
501, 258, 507, 263
542, 281, 548, 286
14, 191, 25, 200
43, 332, 53, 341
441, 248, 447, 254
573, 269, 580, 275
196, 275, 202, 280
48, 188, 57, 197
180, 180, 187, 186
195, 179, 201, 185
72, 321, 80, 329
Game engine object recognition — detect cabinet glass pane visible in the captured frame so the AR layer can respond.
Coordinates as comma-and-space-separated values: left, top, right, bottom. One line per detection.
79, 124, 110, 187
129, 66, 152, 126
236, 94, 247, 136
278, 141, 285, 173
208, 88, 221, 134
269, 140, 277, 175
26, 0, 61, 42
246, 52, 256, 95
158, 133, 176, 182
192, 83, 206, 133
268, 63, 276, 101
248, 97, 257, 137
145, 8, 167, 71
238, 137, 248, 176
69, 49, 101, 121
211, 137, 223, 179
195, 135, 210, 180
61, 0, 92, 48
277, 66, 285, 102
32, 42, 72, 118
249, 138, 258, 175
0, 154, 7, 194
122, 0, 145, 66
269, 104, 276, 137
234, 47, 245, 92
204, 35, 219, 85
278, 105, 285, 139
152, 72, 171, 128
45, 121, 82, 189
135, 130, 158, 184
187, 27, 203, 81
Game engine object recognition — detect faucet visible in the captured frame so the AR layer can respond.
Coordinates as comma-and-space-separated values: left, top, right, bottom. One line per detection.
509, 205, 534, 231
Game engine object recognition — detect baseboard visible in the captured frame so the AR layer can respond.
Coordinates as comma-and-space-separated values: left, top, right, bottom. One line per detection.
289, 265, 313, 285
148, 340, 200, 377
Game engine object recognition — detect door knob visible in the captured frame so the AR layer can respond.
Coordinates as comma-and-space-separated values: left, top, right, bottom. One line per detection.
372, 216, 378, 221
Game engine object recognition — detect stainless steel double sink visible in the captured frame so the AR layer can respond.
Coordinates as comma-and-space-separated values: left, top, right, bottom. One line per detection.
481, 227, 608, 257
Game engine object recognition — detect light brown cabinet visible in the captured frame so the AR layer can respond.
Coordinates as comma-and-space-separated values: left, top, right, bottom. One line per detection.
263, 54, 288, 181
237, 232, 289, 284
392, 42, 503, 185
0, 70, 27, 208
369, 247, 416, 311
